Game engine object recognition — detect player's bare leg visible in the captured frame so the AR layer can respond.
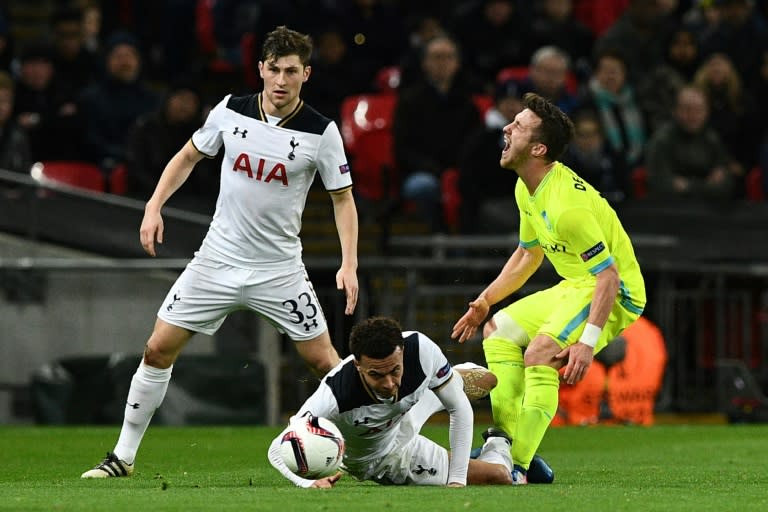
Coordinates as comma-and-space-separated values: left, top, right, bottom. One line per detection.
294, 329, 341, 377
81, 320, 193, 478
454, 362, 497, 400
465, 433, 513, 485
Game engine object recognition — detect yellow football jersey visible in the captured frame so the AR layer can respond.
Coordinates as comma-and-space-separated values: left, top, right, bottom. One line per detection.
515, 162, 645, 314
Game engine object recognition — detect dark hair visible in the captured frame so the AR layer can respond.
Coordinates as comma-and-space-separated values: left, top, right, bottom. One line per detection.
594, 48, 628, 72
20, 39, 55, 63
51, 6, 83, 27
420, 34, 461, 63
349, 317, 404, 360
261, 25, 313, 66
523, 92, 574, 162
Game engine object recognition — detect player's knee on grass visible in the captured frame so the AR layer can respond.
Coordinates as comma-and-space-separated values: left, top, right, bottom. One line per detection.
467, 460, 513, 485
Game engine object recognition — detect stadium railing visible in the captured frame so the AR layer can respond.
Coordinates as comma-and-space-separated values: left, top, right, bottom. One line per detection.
2, 168, 767, 423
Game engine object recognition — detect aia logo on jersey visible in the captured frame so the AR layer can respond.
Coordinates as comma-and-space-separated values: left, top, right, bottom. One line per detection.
232, 153, 288, 186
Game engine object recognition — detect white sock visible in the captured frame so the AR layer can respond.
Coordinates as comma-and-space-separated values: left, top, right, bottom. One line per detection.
113, 361, 172, 464
477, 437, 513, 472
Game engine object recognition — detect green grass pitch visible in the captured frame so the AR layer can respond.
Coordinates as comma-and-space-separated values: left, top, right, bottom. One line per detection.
1, 424, 766, 512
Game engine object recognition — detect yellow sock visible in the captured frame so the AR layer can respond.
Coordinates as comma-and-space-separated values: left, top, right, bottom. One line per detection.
483, 338, 524, 439
512, 365, 559, 470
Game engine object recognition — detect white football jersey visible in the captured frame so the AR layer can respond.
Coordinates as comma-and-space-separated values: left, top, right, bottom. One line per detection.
190, 93, 352, 267
290, 331, 454, 474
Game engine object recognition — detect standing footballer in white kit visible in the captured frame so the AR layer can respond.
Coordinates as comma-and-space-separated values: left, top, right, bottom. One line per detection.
268, 317, 516, 488
81, 25, 359, 478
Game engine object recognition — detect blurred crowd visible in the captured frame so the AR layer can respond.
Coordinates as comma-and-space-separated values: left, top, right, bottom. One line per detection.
1, 0, 768, 231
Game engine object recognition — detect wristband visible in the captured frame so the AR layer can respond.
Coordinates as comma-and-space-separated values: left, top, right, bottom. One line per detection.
580, 323, 602, 348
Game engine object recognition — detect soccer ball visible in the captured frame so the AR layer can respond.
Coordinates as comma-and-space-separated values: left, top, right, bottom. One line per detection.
279, 414, 345, 479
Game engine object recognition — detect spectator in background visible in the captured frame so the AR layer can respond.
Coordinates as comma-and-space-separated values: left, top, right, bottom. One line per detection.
576, 49, 646, 173
81, 1, 102, 55
692, 52, 757, 192
593, 0, 675, 85
13, 39, 82, 161
124, 80, 218, 211
335, 0, 406, 93
762, 146, 768, 198
527, 0, 594, 71
571, 0, 628, 37
393, 35, 482, 232
645, 85, 737, 201
458, 79, 523, 234
562, 109, 627, 203
0, 13, 14, 72
398, 13, 445, 89
753, 47, 768, 124
79, 31, 158, 173
301, 26, 363, 123
516, 46, 579, 115
450, 0, 529, 89
754, 47, 768, 196
0, 71, 32, 175
698, 0, 768, 87
51, 5, 96, 99
637, 26, 701, 133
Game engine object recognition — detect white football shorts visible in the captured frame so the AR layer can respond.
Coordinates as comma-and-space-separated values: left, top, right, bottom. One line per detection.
157, 256, 327, 341
366, 435, 449, 486
357, 392, 449, 486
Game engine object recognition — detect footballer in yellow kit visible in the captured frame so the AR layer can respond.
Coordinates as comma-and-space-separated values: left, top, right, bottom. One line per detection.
509, 161, 645, 350
452, 93, 645, 484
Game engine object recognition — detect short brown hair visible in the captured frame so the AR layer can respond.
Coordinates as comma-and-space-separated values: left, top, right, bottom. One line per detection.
261, 25, 313, 66
523, 92, 574, 162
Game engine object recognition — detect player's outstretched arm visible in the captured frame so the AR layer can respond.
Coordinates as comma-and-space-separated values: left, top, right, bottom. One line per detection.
267, 430, 318, 489
311, 472, 343, 488
451, 297, 490, 343
140, 140, 205, 256
330, 188, 359, 314
451, 245, 544, 343
434, 375, 473, 486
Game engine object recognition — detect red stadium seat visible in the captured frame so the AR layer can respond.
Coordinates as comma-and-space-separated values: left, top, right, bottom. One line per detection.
496, 66, 530, 85
441, 168, 461, 232
195, 0, 218, 55
195, 0, 236, 74
109, 164, 128, 195
496, 66, 579, 95
746, 166, 765, 202
241, 32, 260, 89
352, 128, 398, 201
471, 94, 494, 118
631, 166, 647, 200
33, 161, 106, 192
374, 66, 401, 94
340, 94, 397, 155
340, 94, 398, 201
